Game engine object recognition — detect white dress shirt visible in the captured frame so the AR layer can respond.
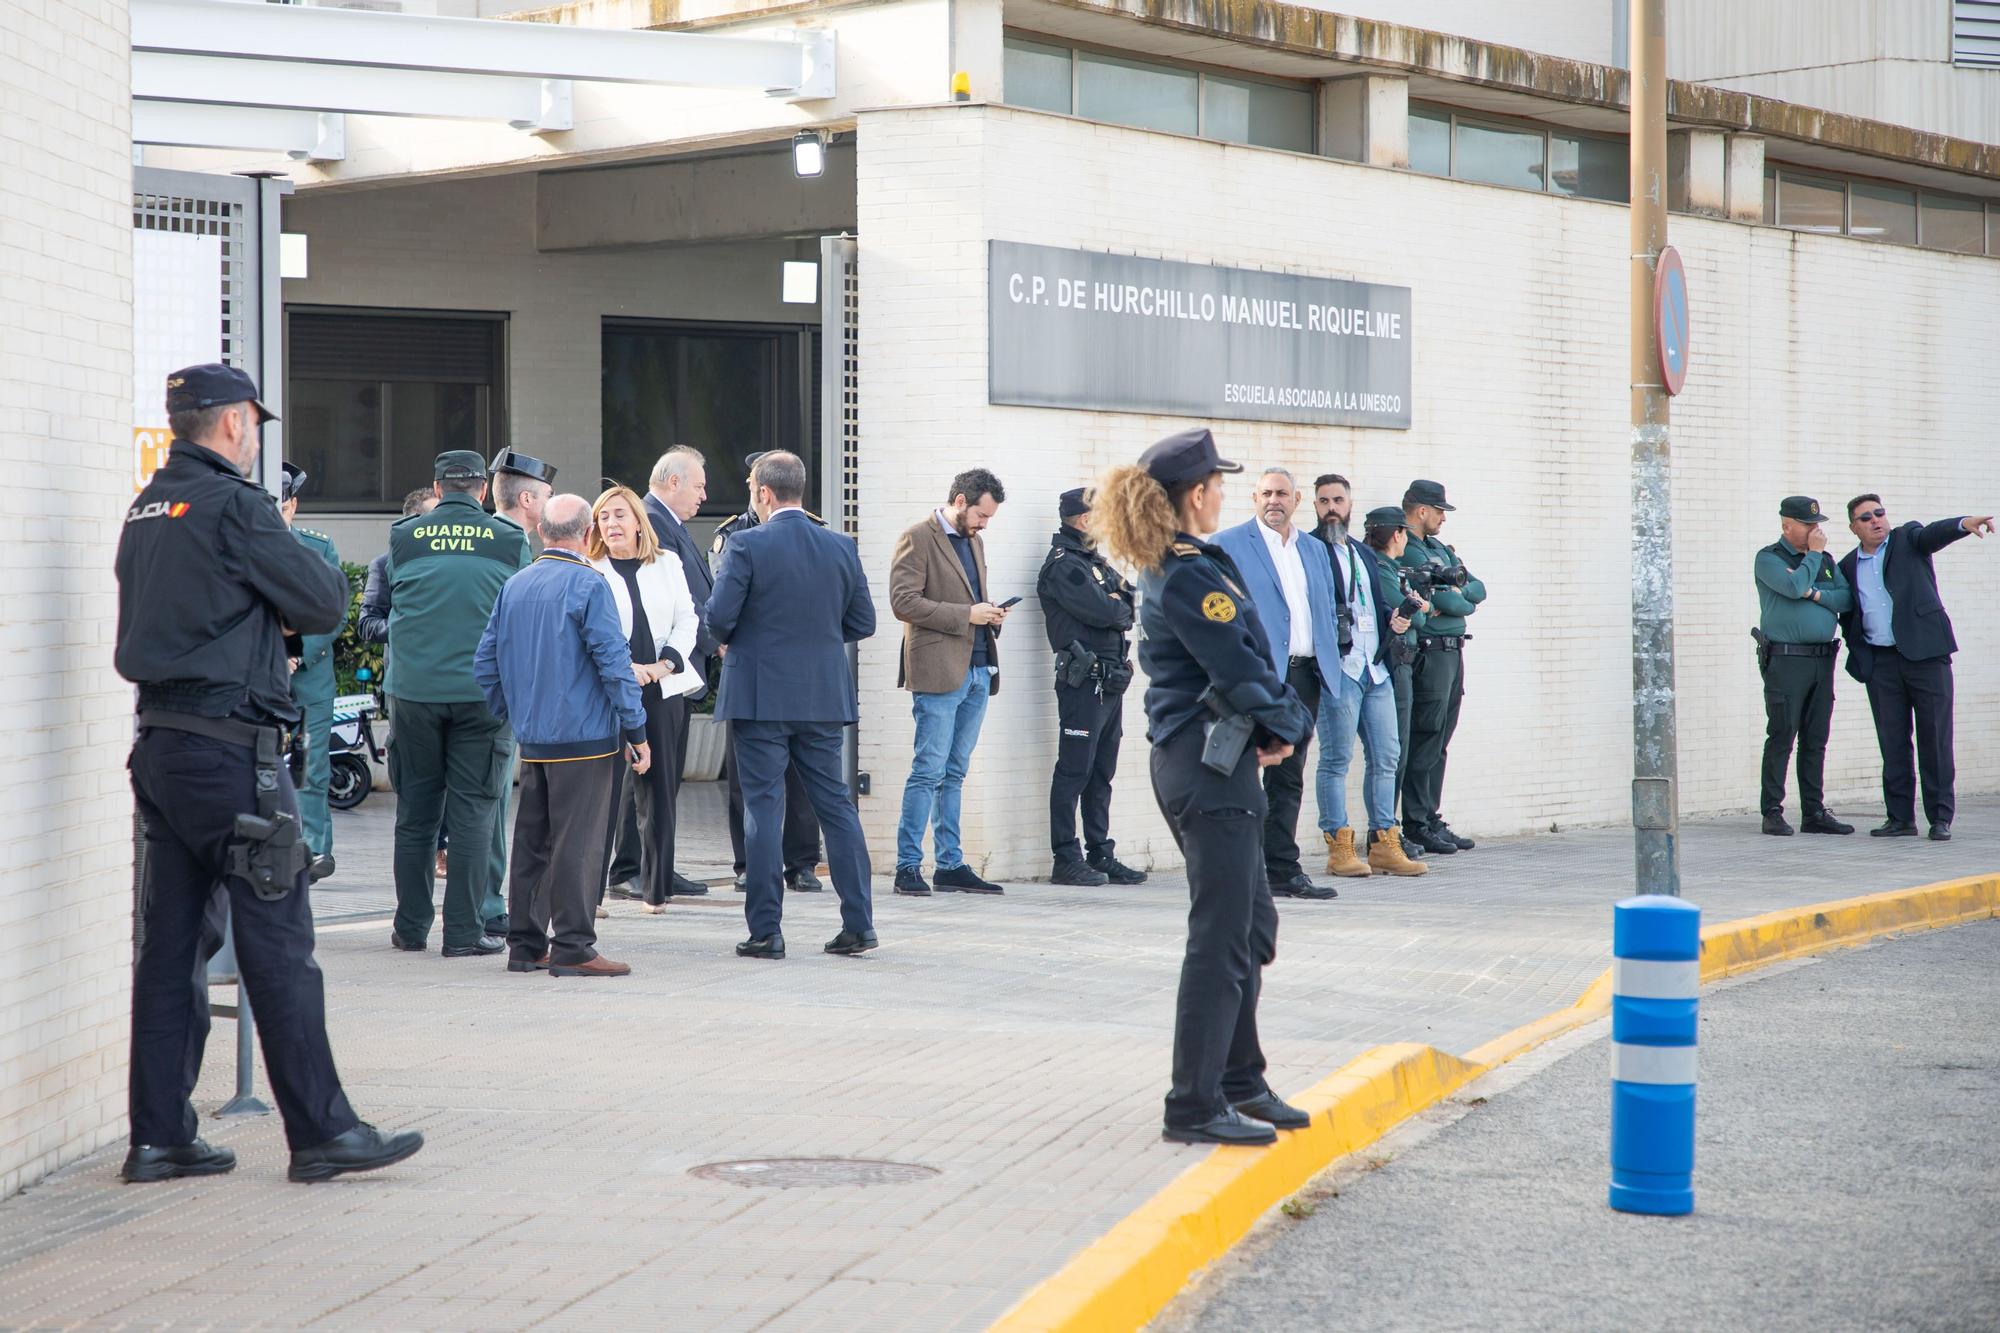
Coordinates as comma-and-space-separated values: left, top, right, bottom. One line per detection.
1335, 540, 1387, 685
1256, 519, 1314, 656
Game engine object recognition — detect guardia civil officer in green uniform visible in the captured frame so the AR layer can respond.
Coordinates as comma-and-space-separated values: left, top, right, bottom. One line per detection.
1395, 479, 1487, 858
384, 450, 531, 956
1090, 428, 1315, 1148
279, 462, 345, 882
1753, 496, 1856, 837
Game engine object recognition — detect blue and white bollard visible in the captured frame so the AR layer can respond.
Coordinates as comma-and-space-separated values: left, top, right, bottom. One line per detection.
1609, 894, 1701, 1216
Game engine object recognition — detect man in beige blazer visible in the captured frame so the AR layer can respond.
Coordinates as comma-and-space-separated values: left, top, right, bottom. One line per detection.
889, 468, 1010, 896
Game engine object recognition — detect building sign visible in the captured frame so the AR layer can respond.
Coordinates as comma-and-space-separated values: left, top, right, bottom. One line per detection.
132, 229, 222, 490
988, 241, 1412, 430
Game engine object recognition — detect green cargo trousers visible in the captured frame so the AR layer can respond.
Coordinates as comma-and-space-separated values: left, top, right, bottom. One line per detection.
388, 696, 511, 949
296, 695, 335, 857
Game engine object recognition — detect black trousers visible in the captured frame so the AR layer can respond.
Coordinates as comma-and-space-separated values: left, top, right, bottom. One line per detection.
734, 720, 873, 942
508, 755, 618, 967
609, 694, 687, 903
1390, 660, 1415, 829
1049, 681, 1124, 865
725, 723, 821, 876
1260, 661, 1321, 883
1760, 653, 1837, 816
1152, 723, 1276, 1128
1864, 652, 1955, 826
1403, 646, 1464, 834
129, 726, 358, 1152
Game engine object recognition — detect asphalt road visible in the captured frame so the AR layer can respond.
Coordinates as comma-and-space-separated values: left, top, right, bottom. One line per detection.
1160, 920, 2000, 1333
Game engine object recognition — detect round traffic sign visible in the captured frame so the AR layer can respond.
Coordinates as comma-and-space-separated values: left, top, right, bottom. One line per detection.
1653, 245, 1690, 396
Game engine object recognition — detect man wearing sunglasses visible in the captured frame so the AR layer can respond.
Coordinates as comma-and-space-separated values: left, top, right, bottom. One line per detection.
1837, 497, 1994, 842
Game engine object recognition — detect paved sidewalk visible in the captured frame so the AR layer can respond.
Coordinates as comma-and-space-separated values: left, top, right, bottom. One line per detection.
1162, 921, 2000, 1331
3, 801, 1995, 1330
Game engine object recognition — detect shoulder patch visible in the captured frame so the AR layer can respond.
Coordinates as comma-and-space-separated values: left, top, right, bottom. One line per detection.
711, 533, 726, 556
1201, 591, 1237, 623
1170, 541, 1202, 558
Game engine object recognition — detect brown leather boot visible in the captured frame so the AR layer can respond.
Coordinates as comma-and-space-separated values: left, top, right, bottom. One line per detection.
548, 955, 632, 978
1368, 828, 1428, 876
1322, 827, 1373, 877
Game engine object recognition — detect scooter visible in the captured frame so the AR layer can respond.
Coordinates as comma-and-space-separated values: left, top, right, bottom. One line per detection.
327, 691, 385, 810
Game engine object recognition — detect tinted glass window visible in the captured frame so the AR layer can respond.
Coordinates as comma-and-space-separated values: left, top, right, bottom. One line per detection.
1076, 49, 1198, 137
1408, 105, 1450, 176
1004, 35, 1072, 114
1776, 172, 1844, 233
1202, 74, 1313, 152
1919, 192, 1985, 254
1849, 180, 1916, 244
1454, 118, 1545, 191
1550, 133, 1628, 202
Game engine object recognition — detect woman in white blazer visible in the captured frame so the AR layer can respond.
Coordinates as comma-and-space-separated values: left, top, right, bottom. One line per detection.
589, 485, 703, 912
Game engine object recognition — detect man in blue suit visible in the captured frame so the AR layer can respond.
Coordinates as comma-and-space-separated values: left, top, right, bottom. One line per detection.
705, 450, 878, 959
1212, 467, 1344, 900
1837, 496, 1993, 841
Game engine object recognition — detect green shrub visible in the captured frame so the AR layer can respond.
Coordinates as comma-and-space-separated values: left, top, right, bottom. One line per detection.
333, 561, 383, 696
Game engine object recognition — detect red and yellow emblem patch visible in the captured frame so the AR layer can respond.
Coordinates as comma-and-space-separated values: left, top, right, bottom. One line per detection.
1201, 591, 1236, 623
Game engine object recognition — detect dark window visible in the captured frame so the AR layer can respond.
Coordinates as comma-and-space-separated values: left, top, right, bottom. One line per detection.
601, 320, 817, 519
286, 309, 505, 511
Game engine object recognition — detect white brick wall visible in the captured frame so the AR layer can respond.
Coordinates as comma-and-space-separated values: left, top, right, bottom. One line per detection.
855, 103, 2000, 881
0, 0, 136, 1198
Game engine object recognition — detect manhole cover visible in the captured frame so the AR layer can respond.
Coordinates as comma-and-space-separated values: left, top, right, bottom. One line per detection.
689, 1157, 939, 1189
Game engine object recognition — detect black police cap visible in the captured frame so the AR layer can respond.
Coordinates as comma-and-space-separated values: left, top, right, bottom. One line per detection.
1140, 428, 1242, 487
1403, 478, 1456, 511
1779, 495, 1829, 523
166, 362, 276, 423
490, 449, 557, 486
280, 461, 308, 502
1059, 487, 1090, 518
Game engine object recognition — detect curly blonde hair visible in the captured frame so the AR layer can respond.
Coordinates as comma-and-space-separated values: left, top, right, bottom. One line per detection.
1088, 465, 1199, 574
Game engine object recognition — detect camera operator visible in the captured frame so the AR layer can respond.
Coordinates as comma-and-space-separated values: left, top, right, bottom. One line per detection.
1395, 480, 1487, 857
114, 363, 424, 1185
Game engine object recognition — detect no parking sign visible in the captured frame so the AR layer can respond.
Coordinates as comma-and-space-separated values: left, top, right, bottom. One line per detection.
1653, 245, 1690, 396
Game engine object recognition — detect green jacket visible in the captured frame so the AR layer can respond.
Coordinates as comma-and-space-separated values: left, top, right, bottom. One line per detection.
1754, 537, 1851, 644
1372, 544, 1428, 650
289, 527, 346, 705
1395, 533, 1487, 637
383, 492, 531, 702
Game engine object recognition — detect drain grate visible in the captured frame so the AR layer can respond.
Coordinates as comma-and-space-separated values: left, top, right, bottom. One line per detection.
689, 1157, 940, 1189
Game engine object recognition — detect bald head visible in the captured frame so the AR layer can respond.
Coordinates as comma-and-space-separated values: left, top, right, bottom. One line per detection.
539, 493, 592, 550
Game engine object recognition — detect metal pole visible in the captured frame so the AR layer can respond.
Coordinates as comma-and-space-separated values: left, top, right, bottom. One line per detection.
1628, 0, 1681, 897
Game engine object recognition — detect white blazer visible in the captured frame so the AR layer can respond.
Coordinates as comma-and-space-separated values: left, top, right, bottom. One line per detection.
590, 553, 704, 701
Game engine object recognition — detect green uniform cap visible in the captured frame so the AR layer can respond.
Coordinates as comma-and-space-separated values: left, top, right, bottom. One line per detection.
1778, 495, 1829, 523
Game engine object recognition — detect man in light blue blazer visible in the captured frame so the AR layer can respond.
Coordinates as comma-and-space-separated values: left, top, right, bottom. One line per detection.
1212, 467, 1344, 900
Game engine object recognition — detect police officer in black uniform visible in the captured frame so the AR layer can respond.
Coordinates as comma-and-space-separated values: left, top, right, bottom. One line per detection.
714, 450, 824, 892
115, 364, 423, 1184
1037, 486, 1146, 886
1089, 429, 1316, 1147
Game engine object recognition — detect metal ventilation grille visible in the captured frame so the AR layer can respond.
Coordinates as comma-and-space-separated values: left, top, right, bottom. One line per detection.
819, 236, 860, 538
132, 179, 250, 370
1955, 1, 2000, 66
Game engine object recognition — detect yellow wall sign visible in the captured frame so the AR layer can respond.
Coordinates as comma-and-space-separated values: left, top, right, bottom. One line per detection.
134, 428, 174, 492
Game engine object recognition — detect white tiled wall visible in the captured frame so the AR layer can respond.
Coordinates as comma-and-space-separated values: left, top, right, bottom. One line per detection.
0, 0, 136, 1199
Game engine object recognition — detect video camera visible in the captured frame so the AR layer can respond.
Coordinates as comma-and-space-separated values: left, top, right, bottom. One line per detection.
1401, 562, 1471, 595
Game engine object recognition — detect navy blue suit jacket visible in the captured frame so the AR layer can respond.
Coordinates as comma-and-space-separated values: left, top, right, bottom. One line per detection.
1837, 517, 1971, 680
706, 508, 875, 723
1212, 518, 1344, 690
646, 491, 717, 681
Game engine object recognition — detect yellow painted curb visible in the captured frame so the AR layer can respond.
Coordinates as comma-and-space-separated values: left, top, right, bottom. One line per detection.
988, 872, 2000, 1333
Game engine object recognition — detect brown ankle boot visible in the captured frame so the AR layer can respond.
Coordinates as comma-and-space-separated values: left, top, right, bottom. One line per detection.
1322, 827, 1373, 877
1368, 828, 1428, 876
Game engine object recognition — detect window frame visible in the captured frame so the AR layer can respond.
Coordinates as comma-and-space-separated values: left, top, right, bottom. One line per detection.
1407, 100, 1628, 203
1767, 163, 1999, 257
1002, 28, 1318, 154
285, 304, 509, 515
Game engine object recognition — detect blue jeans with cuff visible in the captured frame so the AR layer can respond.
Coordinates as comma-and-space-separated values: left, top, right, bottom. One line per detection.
1315, 667, 1402, 833
896, 665, 991, 869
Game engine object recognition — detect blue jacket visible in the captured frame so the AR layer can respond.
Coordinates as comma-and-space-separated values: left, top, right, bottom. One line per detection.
1837, 517, 1973, 679
474, 550, 646, 760
1212, 518, 1344, 691
706, 508, 875, 723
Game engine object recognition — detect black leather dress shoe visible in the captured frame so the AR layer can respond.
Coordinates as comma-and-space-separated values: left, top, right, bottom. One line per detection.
1929, 822, 1952, 842
608, 879, 642, 900
671, 873, 710, 897
893, 865, 932, 896
288, 1124, 425, 1183
1231, 1092, 1311, 1130
824, 929, 878, 955
1089, 854, 1148, 885
1800, 810, 1855, 835
786, 868, 824, 893
122, 1139, 236, 1183
308, 853, 336, 883
736, 934, 786, 960
1870, 818, 1919, 838
389, 931, 426, 952
733, 871, 748, 892
1051, 860, 1109, 886
1411, 827, 1458, 856
1162, 1108, 1277, 1147
1431, 822, 1475, 851
484, 914, 510, 936
1761, 812, 1795, 836
1270, 874, 1337, 901
934, 864, 1004, 894
441, 935, 504, 958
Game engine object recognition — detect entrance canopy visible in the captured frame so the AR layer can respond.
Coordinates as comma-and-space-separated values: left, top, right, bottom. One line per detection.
130, 0, 836, 163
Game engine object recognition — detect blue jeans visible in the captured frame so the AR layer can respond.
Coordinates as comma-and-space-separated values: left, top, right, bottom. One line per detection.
896, 665, 991, 869
1315, 667, 1401, 833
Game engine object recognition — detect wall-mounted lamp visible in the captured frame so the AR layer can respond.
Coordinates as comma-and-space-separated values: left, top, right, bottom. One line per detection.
792, 129, 827, 179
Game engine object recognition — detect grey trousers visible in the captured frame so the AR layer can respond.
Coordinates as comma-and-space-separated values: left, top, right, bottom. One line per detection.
507, 754, 618, 967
